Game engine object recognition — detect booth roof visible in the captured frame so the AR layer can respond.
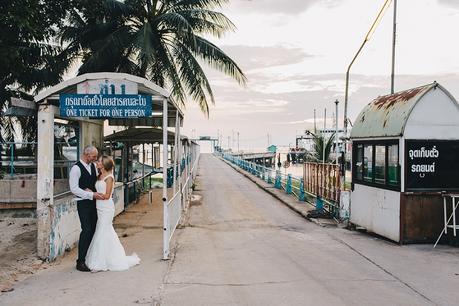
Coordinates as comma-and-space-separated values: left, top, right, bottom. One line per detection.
104, 127, 189, 145
350, 82, 456, 139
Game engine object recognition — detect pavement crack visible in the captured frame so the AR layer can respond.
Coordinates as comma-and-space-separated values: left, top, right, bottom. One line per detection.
164, 278, 304, 287
330, 235, 435, 305
154, 228, 184, 306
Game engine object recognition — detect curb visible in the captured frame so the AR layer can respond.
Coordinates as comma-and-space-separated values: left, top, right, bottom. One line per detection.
218, 156, 331, 227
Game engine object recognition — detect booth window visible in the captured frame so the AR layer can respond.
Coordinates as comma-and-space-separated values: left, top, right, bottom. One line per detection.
355, 144, 363, 180
388, 144, 399, 186
363, 144, 373, 182
353, 141, 399, 190
375, 146, 386, 184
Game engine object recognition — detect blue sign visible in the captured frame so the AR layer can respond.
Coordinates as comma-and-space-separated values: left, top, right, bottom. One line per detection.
60, 94, 152, 118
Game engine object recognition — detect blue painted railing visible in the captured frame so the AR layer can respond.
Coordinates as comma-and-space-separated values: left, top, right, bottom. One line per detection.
217, 152, 340, 218
219, 152, 307, 203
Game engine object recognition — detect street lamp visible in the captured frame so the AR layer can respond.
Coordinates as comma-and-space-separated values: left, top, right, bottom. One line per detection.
344, 0, 393, 138
343, 0, 394, 187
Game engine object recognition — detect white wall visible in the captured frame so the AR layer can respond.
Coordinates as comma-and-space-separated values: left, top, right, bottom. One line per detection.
404, 88, 459, 139
47, 184, 124, 261
350, 184, 400, 242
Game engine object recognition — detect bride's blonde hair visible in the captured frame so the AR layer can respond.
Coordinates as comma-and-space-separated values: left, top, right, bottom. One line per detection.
100, 155, 114, 172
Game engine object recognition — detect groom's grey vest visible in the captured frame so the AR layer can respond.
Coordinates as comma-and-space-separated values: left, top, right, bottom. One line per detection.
75, 161, 97, 195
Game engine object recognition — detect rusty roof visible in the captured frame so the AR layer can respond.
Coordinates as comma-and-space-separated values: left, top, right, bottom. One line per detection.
351, 82, 442, 139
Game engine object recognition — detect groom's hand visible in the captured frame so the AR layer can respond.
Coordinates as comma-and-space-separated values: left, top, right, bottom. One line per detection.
94, 192, 104, 200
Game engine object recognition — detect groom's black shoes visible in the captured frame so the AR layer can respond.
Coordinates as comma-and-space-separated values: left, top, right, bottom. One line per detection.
76, 262, 91, 272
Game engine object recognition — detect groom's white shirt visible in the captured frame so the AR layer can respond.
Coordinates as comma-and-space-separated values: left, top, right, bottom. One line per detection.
69, 159, 96, 201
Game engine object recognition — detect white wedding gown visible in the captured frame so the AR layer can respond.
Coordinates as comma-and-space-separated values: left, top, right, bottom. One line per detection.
86, 174, 140, 271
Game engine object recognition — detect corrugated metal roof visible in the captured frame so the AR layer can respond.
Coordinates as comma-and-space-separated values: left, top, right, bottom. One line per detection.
350, 82, 438, 139
104, 127, 178, 145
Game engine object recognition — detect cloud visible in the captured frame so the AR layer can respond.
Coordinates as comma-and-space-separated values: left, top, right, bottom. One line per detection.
221, 45, 315, 71
438, 0, 459, 8
183, 73, 459, 150
232, 0, 343, 15
275, 117, 335, 125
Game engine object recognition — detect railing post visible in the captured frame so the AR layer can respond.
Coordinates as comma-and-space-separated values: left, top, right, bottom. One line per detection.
275, 170, 281, 189
133, 181, 137, 202
299, 178, 305, 201
267, 170, 273, 184
286, 174, 292, 194
10, 143, 14, 176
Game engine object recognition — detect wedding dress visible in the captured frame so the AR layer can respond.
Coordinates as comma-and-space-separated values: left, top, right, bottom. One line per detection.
86, 174, 140, 271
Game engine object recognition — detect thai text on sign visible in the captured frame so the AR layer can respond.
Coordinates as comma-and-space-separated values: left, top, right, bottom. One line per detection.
60, 94, 152, 118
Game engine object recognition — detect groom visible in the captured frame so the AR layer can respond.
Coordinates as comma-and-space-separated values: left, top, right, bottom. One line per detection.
69, 145, 104, 272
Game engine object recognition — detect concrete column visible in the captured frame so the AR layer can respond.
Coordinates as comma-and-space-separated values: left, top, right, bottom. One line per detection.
36, 102, 55, 259
173, 111, 179, 194
162, 99, 169, 260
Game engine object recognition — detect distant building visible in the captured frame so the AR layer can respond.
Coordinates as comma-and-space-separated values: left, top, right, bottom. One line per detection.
267, 145, 277, 153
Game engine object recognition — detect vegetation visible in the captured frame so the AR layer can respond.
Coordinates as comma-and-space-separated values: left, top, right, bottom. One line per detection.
61, 0, 246, 115
1, 0, 245, 148
0, 0, 73, 143
310, 133, 335, 163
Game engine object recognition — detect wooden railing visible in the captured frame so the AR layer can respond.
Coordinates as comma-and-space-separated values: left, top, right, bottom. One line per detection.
303, 162, 341, 204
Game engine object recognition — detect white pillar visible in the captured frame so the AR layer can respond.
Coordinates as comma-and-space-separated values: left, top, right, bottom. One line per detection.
177, 116, 183, 209
36, 102, 55, 259
162, 99, 169, 260
172, 111, 179, 194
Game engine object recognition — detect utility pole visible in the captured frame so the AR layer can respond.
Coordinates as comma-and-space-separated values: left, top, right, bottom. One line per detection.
391, 0, 397, 94
314, 109, 317, 134
227, 136, 230, 150
334, 100, 339, 165
323, 108, 327, 164
237, 132, 240, 152
217, 129, 220, 148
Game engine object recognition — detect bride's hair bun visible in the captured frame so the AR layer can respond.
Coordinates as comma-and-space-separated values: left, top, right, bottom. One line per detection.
100, 155, 115, 172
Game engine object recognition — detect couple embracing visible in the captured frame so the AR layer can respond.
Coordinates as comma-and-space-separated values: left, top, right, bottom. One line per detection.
69, 145, 140, 272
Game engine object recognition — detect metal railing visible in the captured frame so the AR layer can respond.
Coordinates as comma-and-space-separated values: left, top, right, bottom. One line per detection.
124, 169, 169, 207
164, 147, 200, 255
1, 141, 77, 177
219, 152, 340, 217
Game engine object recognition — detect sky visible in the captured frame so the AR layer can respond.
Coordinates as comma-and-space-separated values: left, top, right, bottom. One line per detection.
181, 0, 459, 152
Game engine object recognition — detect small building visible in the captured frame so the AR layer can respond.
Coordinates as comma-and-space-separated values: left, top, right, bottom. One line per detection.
350, 82, 459, 243
267, 145, 277, 153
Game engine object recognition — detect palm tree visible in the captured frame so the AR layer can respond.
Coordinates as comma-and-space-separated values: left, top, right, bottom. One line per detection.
310, 133, 335, 163
61, 0, 247, 115
1, 0, 72, 175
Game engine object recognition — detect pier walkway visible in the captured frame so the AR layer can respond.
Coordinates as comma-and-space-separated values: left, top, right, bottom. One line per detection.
1, 154, 459, 305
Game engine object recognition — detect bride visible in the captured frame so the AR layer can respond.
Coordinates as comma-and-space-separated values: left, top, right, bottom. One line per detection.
86, 155, 140, 271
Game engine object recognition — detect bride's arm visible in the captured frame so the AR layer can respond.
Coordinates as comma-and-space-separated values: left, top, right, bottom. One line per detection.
102, 177, 114, 200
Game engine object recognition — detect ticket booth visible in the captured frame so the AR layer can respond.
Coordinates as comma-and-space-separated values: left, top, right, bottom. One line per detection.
34, 72, 184, 260
350, 82, 459, 243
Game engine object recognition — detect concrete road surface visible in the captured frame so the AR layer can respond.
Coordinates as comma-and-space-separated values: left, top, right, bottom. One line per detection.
1, 154, 458, 306
159, 154, 459, 306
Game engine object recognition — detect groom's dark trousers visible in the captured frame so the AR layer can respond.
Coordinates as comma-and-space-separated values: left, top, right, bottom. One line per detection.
75, 161, 98, 264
